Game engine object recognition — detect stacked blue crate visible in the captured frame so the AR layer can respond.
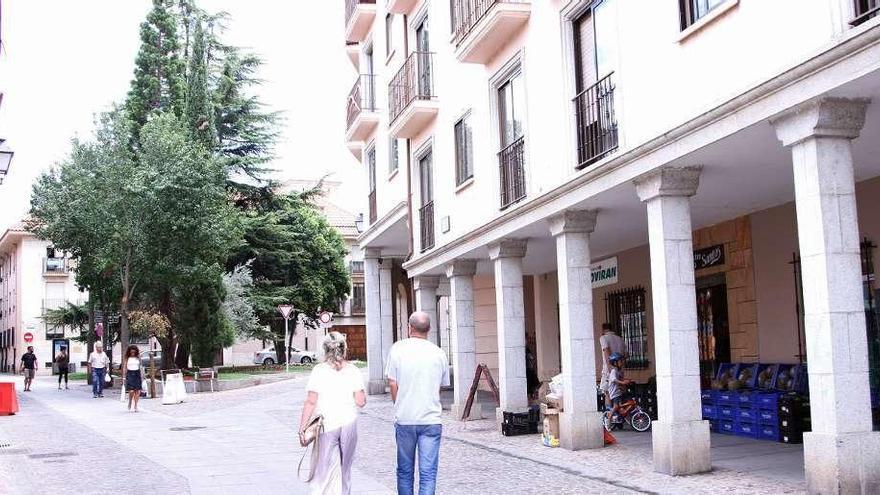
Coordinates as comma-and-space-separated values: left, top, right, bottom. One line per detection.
701, 389, 719, 432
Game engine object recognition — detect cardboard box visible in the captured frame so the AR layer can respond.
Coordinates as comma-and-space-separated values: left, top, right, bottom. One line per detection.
543, 393, 563, 411
542, 414, 560, 447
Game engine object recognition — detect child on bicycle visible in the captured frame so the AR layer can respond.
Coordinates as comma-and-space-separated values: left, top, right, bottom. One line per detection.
606, 352, 632, 423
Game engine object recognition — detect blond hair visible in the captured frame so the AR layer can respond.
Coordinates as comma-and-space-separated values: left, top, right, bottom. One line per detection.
323, 331, 348, 367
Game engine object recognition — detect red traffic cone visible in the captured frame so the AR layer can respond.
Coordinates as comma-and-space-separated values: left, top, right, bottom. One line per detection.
603, 429, 616, 445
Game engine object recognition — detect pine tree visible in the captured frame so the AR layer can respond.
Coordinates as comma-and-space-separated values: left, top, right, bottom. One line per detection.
184, 20, 215, 148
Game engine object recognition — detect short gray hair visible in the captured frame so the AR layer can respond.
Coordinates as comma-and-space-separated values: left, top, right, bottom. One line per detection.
323, 331, 347, 366
408, 311, 431, 334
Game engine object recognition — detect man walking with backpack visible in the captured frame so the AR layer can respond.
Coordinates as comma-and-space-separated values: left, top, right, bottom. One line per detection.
385, 311, 450, 495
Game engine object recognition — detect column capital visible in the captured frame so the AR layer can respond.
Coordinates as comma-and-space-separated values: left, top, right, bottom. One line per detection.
548, 209, 598, 236
446, 259, 478, 278
488, 239, 527, 260
413, 275, 440, 291
634, 166, 702, 202
364, 248, 382, 260
770, 96, 870, 147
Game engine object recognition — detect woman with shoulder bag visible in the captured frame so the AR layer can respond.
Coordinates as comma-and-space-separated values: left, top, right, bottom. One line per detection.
298, 331, 366, 495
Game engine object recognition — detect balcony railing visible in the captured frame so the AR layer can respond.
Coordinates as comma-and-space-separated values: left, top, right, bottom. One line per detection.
347, 74, 377, 130
349, 260, 365, 273
851, 0, 880, 25
43, 257, 68, 275
389, 51, 434, 124
498, 136, 526, 209
420, 201, 435, 252
345, 0, 376, 28
452, 0, 511, 45
573, 73, 618, 169
368, 190, 377, 224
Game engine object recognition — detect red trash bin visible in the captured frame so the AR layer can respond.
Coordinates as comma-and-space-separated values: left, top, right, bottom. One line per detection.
0, 382, 20, 415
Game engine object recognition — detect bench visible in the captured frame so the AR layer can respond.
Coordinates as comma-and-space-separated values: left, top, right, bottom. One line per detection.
195, 367, 216, 392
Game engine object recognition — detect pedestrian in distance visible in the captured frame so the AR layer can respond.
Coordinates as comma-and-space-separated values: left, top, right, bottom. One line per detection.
599, 323, 627, 410
88, 342, 109, 398
122, 345, 145, 412
385, 311, 450, 495
55, 346, 70, 390
20, 346, 38, 392
299, 331, 366, 495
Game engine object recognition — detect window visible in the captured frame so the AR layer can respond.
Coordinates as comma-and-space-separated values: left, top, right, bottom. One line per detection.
385, 14, 394, 57
679, 0, 726, 29
605, 286, 649, 369
498, 71, 525, 148
454, 113, 474, 186
389, 138, 399, 174
496, 66, 527, 208
367, 146, 377, 223
418, 148, 435, 251
852, 0, 880, 25
351, 283, 365, 314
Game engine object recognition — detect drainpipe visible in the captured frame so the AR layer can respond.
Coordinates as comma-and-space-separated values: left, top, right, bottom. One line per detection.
403, 14, 414, 263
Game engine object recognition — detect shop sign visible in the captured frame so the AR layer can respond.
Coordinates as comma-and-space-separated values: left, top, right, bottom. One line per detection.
694, 244, 725, 270
591, 257, 619, 288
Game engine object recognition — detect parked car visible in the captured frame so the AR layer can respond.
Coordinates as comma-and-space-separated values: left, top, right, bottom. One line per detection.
140, 351, 163, 369
253, 347, 316, 365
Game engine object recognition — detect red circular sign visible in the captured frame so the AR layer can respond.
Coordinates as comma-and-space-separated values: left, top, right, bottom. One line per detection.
23, 332, 34, 343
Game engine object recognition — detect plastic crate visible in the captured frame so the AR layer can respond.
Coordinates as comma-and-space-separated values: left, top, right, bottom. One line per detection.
708, 419, 719, 433
719, 419, 735, 434
718, 405, 736, 419
717, 391, 738, 407
778, 394, 810, 418
779, 416, 811, 431
715, 363, 740, 384
756, 408, 778, 425
779, 428, 803, 444
702, 404, 718, 420
736, 406, 757, 422
754, 391, 782, 410
701, 389, 718, 404
734, 363, 760, 389
757, 423, 779, 441
755, 363, 780, 390
735, 420, 760, 438
774, 364, 807, 394
501, 409, 540, 436
735, 390, 756, 407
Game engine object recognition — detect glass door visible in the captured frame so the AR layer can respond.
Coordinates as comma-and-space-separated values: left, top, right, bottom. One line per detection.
696, 281, 730, 388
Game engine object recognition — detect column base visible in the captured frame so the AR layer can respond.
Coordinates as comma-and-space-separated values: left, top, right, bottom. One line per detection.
367, 379, 386, 395
558, 411, 605, 450
651, 419, 711, 475
450, 402, 482, 421
804, 431, 880, 494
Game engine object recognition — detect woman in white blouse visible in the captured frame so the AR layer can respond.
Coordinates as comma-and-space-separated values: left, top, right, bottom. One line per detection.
299, 332, 366, 495
122, 345, 145, 412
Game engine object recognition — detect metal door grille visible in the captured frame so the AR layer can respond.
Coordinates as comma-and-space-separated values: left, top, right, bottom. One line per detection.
605, 286, 648, 369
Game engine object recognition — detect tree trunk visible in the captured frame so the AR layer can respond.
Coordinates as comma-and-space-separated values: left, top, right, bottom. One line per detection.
273, 340, 286, 365
175, 337, 191, 369
87, 299, 95, 356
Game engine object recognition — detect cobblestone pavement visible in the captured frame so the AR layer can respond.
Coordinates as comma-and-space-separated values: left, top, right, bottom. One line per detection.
0, 373, 806, 494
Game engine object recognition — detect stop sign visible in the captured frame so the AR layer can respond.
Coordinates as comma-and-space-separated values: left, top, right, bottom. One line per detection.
23, 332, 34, 343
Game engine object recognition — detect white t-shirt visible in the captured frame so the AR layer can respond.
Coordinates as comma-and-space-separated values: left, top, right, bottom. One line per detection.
126, 357, 140, 371
89, 351, 109, 369
306, 362, 364, 432
599, 332, 625, 375
384, 338, 450, 425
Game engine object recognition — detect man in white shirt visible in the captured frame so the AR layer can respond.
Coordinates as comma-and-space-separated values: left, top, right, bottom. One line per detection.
385, 311, 450, 495
599, 323, 626, 409
88, 342, 110, 398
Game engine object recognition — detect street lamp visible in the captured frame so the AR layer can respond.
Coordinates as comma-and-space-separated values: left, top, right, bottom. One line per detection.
277, 304, 294, 373
354, 213, 364, 234
0, 139, 14, 185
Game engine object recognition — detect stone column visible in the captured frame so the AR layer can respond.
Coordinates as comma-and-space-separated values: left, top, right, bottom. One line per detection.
548, 210, 604, 450
634, 166, 710, 476
488, 239, 529, 425
771, 97, 880, 494
414, 276, 440, 335
364, 249, 385, 395
447, 260, 480, 420
379, 259, 395, 364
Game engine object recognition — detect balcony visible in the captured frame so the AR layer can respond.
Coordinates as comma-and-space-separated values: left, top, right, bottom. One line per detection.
368, 190, 377, 224
451, 0, 530, 64
387, 0, 419, 14
349, 260, 365, 274
346, 74, 380, 143
499, 136, 526, 209
420, 201, 435, 252
43, 257, 69, 277
851, 0, 880, 26
346, 41, 360, 70
573, 73, 618, 169
345, 0, 376, 43
389, 52, 438, 139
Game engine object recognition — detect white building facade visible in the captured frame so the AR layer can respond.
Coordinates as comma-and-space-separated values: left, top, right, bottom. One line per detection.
0, 222, 88, 375
346, 0, 880, 491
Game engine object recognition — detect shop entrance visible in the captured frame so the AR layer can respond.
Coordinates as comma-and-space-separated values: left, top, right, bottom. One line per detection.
696, 274, 731, 388
52, 338, 70, 374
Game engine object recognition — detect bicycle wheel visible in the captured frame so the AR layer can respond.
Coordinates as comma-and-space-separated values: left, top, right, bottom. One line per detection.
631, 410, 652, 432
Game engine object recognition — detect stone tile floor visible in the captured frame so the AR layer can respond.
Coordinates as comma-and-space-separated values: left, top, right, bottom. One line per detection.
0, 373, 806, 494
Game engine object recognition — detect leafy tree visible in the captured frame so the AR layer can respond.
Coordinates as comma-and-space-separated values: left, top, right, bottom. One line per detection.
222, 263, 267, 340
43, 302, 90, 342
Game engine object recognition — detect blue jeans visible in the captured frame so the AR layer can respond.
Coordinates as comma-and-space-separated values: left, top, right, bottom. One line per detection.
92, 368, 106, 396
395, 423, 442, 495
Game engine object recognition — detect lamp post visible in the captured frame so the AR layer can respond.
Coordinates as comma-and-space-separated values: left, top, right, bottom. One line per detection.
354, 213, 364, 234
277, 304, 294, 373
0, 139, 14, 185
148, 333, 157, 399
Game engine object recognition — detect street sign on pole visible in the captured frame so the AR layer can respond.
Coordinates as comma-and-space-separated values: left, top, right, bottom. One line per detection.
318, 311, 333, 329
277, 305, 294, 373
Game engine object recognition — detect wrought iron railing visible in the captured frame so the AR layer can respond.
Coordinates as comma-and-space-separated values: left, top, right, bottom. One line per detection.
349, 260, 365, 274
573, 72, 618, 169
420, 201, 435, 252
451, 0, 518, 46
347, 74, 377, 130
605, 286, 649, 370
368, 190, 377, 224
498, 136, 526, 209
43, 257, 68, 274
851, 0, 880, 25
345, 0, 376, 28
389, 51, 435, 124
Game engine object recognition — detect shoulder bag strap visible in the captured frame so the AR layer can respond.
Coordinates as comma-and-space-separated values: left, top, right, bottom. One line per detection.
297, 424, 324, 483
